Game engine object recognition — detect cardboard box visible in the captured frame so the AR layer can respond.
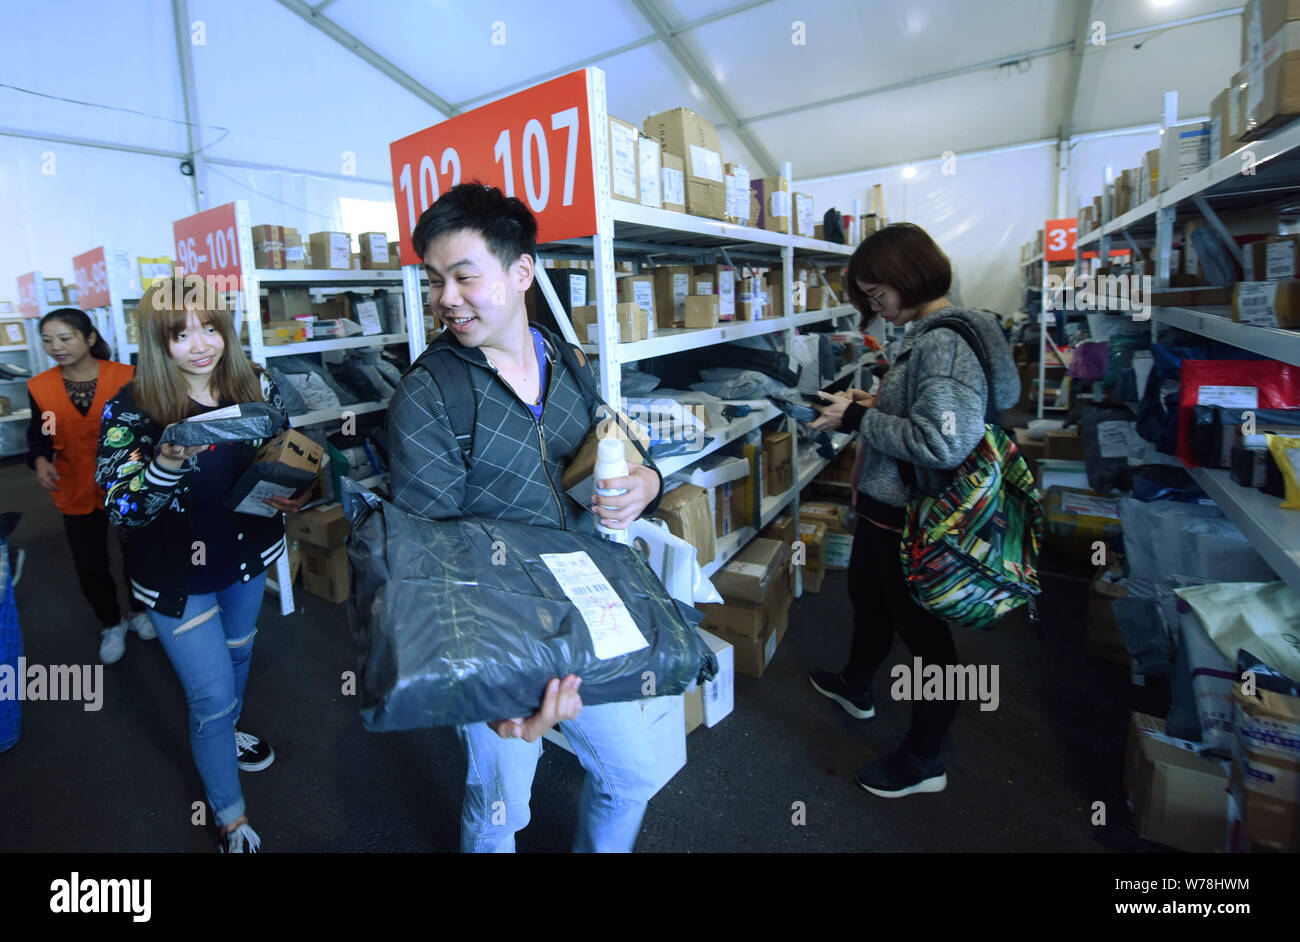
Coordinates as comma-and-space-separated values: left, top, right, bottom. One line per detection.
1159, 122, 1212, 191
223, 429, 323, 517
637, 135, 661, 208
651, 265, 691, 327
1138, 148, 1160, 204
1013, 428, 1047, 482
1242, 0, 1300, 137
284, 228, 305, 269
711, 537, 785, 604
262, 320, 311, 346
286, 502, 349, 548
762, 431, 793, 497
0, 396, 10, 417
1124, 712, 1231, 853
608, 115, 641, 204
309, 231, 351, 270
252, 224, 286, 269
694, 627, 734, 727
360, 232, 397, 269
1228, 681, 1300, 851
1232, 279, 1300, 328
1043, 487, 1122, 564
300, 542, 349, 603
713, 481, 735, 538
615, 274, 656, 326
652, 483, 716, 565
751, 176, 791, 232
692, 265, 735, 319
805, 284, 829, 311
760, 513, 796, 547
724, 161, 751, 224
799, 500, 851, 532
660, 152, 686, 213
1264, 234, 1299, 280
766, 269, 805, 316
683, 686, 703, 734
1045, 428, 1085, 462
642, 108, 725, 220
1210, 86, 1236, 161
0, 321, 27, 348
1085, 565, 1132, 666
265, 287, 312, 321
793, 192, 816, 237
571, 302, 649, 343
684, 295, 718, 329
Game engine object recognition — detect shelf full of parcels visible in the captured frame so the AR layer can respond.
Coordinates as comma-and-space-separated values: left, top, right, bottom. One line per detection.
1003, 1, 1300, 854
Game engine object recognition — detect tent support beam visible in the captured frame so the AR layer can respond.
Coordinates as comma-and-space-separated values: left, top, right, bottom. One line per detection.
629, 0, 778, 176
273, 0, 457, 116
172, 0, 208, 211
1055, 0, 1099, 217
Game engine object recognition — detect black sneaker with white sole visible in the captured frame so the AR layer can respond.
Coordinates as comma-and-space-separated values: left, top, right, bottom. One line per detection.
855, 746, 947, 798
808, 670, 875, 719
235, 731, 274, 772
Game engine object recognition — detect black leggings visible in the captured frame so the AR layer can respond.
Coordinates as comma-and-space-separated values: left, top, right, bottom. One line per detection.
61, 509, 143, 630
843, 494, 959, 759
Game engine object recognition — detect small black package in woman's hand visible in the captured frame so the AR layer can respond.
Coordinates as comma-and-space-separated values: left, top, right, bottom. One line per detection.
160, 402, 283, 446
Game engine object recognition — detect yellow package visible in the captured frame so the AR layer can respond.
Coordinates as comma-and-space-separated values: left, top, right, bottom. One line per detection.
1266, 434, 1300, 510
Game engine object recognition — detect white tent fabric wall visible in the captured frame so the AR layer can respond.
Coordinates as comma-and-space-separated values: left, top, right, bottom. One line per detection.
797, 144, 1058, 319
1067, 128, 1162, 221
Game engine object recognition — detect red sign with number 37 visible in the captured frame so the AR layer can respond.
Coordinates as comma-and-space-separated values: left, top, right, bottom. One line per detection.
389, 69, 597, 267
1044, 218, 1076, 261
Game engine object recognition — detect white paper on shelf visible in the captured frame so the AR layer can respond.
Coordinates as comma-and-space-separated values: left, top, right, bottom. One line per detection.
1197, 385, 1259, 409
232, 480, 297, 516
355, 299, 382, 336
44, 280, 61, 303
585, 323, 598, 344
1209, 116, 1222, 165
285, 246, 305, 262
1266, 241, 1296, 280
718, 274, 734, 317
672, 273, 689, 317
1097, 420, 1131, 459
770, 190, 791, 219
569, 273, 587, 308
4, 325, 20, 343
368, 233, 388, 264
1060, 493, 1121, 519
541, 551, 648, 660
795, 194, 815, 236
1235, 281, 1280, 327
662, 167, 684, 206
610, 122, 639, 199
638, 136, 661, 208
695, 279, 713, 296
724, 174, 737, 219
633, 280, 654, 317
329, 233, 349, 268
689, 145, 723, 183
1247, 1, 1264, 116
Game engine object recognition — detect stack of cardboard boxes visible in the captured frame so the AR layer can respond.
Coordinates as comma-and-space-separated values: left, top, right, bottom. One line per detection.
698, 537, 793, 678
287, 503, 350, 603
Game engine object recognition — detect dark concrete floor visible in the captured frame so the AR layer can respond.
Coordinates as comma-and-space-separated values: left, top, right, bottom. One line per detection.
0, 451, 1171, 853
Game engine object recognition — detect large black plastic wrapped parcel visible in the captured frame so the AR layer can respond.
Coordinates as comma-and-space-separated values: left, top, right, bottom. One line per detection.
347, 493, 717, 730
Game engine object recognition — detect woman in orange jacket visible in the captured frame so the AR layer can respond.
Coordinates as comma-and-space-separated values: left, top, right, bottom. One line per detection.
27, 308, 147, 663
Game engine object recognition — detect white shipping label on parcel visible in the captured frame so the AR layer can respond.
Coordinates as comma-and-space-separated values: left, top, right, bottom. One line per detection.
1197, 385, 1259, 409
1096, 421, 1131, 459
633, 280, 654, 316
5, 324, 20, 343
672, 273, 689, 315
770, 190, 792, 219
718, 276, 734, 316
368, 233, 388, 263
355, 299, 382, 336
1266, 242, 1296, 280
689, 145, 724, 183
724, 561, 768, 580
638, 138, 661, 207
1248, 1, 1265, 115
329, 234, 350, 268
796, 195, 815, 236
1061, 494, 1121, 519
1236, 281, 1279, 327
285, 246, 305, 262
541, 552, 648, 660
662, 167, 684, 206
569, 273, 587, 307
611, 124, 639, 199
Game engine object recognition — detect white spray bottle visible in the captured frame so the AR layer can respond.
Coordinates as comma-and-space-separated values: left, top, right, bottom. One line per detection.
595, 437, 631, 545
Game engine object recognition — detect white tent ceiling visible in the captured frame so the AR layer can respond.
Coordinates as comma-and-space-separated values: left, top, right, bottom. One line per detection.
4, 0, 1243, 186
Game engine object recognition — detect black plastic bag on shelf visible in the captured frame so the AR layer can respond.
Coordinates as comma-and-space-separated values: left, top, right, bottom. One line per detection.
1080, 404, 1134, 494
346, 488, 718, 731
822, 208, 845, 243
160, 402, 284, 445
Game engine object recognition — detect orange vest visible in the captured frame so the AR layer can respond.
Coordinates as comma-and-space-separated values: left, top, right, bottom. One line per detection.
28, 360, 135, 515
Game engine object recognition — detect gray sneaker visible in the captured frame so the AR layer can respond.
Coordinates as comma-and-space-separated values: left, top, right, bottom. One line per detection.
129, 611, 156, 640
99, 623, 128, 664
809, 670, 875, 718
219, 822, 261, 853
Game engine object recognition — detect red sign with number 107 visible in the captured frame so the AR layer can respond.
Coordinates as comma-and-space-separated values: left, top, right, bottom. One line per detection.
173, 202, 242, 287
389, 69, 597, 267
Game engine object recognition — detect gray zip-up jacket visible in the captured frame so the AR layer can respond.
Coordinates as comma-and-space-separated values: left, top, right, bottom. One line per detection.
852, 306, 1020, 507
387, 324, 659, 533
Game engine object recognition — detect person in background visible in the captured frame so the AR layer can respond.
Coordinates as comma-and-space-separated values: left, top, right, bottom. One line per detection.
809, 223, 1019, 798
27, 308, 146, 663
95, 280, 308, 853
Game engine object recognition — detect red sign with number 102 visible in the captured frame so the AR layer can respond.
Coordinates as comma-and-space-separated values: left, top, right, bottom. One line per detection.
389, 69, 597, 267
173, 202, 242, 287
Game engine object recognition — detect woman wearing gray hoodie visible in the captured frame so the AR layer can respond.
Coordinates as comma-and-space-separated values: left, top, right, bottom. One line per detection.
811, 223, 1020, 798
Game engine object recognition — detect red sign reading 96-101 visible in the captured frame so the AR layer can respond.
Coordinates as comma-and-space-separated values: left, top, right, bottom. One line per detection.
173, 203, 242, 288
389, 69, 597, 267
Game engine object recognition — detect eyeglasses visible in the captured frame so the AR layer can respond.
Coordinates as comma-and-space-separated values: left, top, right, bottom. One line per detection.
864, 287, 887, 304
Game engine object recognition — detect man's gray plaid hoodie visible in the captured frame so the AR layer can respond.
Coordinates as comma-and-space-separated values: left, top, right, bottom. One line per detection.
849, 306, 1021, 506
387, 324, 656, 532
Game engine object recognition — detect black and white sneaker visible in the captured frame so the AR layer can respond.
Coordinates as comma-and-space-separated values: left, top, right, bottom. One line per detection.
855, 746, 947, 798
809, 670, 875, 719
219, 822, 261, 853
235, 731, 275, 772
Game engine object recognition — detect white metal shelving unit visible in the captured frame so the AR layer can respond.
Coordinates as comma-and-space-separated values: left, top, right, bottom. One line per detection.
1075, 117, 1300, 594
3, 272, 58, 457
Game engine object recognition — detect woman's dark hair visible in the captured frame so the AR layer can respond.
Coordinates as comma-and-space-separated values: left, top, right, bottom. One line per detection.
40, 308, 111, 360
411, 182, 538, 272
845, 222, 952, 324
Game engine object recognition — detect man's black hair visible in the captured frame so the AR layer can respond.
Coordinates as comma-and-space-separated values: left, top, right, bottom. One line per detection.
410, 182, 539, 273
